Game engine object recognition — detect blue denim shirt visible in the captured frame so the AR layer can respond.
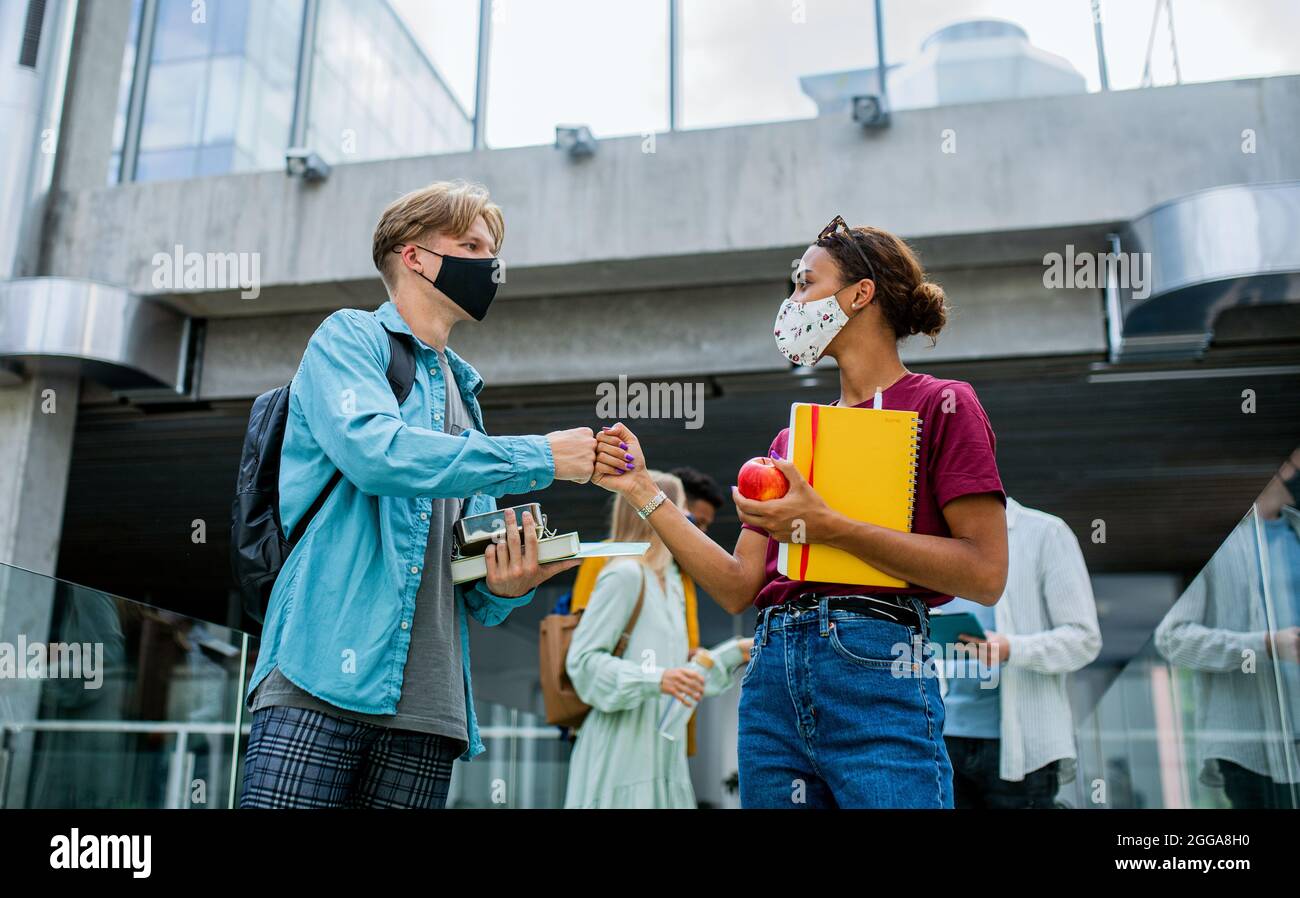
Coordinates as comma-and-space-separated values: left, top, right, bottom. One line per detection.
246, 302, 556, 760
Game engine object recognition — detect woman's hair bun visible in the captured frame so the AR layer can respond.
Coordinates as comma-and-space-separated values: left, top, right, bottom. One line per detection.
907, 281, 948, 339
818, 223, 949, 343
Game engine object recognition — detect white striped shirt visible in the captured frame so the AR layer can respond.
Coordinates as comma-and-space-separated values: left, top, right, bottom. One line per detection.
983, 498, 1102, 782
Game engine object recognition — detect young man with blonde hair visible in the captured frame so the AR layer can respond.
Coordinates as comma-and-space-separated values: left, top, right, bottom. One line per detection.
240, 180, 599, 808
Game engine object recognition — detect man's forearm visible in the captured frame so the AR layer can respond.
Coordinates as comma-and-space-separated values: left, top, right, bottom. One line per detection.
322, 421, 553, 499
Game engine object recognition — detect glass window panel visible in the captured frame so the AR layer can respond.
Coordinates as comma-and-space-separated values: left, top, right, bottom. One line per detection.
132, 0, 302, 181
196, 142, 236, 177
151, 0, 214, 62
306, 0, 476, 163
390, 0, 482, 109
138, 60, 207, 150
212, 0, 251, 56
679, 0, 875, 129
485, 0, 669, 148
135, 146, 198, 181
202, 57, 243, 145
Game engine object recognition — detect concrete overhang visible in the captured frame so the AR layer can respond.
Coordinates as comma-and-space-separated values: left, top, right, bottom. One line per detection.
42, 75, 1300, 320
0, 277, 189, 392
157, 222, 1121, 319
1116, 181, 1300, 360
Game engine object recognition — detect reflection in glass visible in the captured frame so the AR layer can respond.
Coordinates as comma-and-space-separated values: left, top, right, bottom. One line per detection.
134, 0, 304, 181
1152, 497, 1299, 808
1077, 451, 1300, 809
0, 564, 250, 808
304, 0, 475, 164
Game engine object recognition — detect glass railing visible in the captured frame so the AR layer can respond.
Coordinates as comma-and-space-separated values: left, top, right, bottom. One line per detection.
8, 483, 1299, 809
0, 562, 253, 809
447, 704, 570, 809
107, 0, 1300, 180
1070, 503, 1300, 809
0, 560, 571, 808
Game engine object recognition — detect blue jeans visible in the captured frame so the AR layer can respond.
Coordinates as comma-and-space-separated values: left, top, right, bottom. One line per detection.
738, 598, 953, 808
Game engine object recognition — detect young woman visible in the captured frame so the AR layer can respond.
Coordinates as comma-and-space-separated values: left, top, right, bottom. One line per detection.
564, 471, 730, 808
593, 217, 1008, 808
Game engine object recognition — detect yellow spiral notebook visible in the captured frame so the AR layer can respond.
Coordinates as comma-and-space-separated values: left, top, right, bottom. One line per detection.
776, 402, 921, 587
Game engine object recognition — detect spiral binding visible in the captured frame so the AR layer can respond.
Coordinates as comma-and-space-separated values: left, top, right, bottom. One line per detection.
905, 416, 922, 529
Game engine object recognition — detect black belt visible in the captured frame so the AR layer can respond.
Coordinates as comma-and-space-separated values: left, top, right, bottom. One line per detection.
778, 593, 927, 631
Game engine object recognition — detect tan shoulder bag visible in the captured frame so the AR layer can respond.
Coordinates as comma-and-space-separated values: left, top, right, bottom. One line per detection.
538, 564, 646, 728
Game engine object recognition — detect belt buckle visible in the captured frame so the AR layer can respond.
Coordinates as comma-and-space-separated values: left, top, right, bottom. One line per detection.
793, 598, 817, 617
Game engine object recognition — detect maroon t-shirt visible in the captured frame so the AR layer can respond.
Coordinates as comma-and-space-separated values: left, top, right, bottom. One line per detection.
742, 373, 1005, 609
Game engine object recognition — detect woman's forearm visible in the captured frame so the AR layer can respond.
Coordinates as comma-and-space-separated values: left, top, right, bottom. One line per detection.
624, 477, 758, 613
822, 515, 1007, 603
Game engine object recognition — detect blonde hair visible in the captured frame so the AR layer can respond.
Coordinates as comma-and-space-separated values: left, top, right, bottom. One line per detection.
610, 471, 684, 571
371, 179, 505, 286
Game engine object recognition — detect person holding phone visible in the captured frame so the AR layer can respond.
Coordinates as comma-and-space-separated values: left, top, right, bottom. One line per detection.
240, 181, 598, 809
588, 217, 1008, 808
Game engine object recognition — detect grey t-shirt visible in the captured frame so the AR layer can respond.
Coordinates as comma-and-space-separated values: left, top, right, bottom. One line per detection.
250, 349, 472, 748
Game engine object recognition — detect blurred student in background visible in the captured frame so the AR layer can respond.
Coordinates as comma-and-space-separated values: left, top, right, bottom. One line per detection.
564, 472, 726, 808
942, 497, 1101, 809
672, 466, 725, 533
567, 466, 724, 755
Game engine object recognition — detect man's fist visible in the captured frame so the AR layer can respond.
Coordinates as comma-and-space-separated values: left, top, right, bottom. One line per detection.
546, 427, 597, 483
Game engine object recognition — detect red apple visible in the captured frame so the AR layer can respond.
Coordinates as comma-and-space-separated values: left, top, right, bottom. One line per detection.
737, 456, 789, 501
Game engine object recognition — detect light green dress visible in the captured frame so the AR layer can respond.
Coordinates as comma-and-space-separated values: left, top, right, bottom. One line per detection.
564, 558, 715, 809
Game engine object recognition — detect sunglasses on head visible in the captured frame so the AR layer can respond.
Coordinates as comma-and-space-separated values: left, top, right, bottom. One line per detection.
817, 214, 878, 287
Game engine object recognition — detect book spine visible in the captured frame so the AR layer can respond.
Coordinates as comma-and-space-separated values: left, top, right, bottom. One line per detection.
906, 417, 922, 531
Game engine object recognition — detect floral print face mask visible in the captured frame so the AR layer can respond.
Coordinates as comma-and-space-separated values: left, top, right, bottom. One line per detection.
773, 289, 849, 366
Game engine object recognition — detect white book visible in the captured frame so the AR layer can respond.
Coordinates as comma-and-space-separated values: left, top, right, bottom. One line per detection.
450, 533, 650, 585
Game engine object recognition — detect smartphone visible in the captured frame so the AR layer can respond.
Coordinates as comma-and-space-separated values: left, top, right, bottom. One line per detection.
453, 503, 545, 556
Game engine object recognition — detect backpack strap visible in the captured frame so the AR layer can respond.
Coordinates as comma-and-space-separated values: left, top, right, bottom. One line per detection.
287, 323, 419, 546
289, 469, 343, 547
384, 329, 417, 405
612, 563, 647, 658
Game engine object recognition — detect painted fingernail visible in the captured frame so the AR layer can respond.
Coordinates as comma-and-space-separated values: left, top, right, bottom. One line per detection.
619, 442, 628, 450
625, 463, 634, 470
625, 453, 634, 461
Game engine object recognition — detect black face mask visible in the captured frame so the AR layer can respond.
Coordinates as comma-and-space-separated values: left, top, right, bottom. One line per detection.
397, 245, 500, 321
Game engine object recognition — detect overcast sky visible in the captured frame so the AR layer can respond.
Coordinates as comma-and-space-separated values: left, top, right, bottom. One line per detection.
390, 0, 1300, 148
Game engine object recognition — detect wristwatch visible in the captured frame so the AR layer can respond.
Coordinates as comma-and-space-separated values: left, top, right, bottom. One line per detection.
636, 490, 669, 520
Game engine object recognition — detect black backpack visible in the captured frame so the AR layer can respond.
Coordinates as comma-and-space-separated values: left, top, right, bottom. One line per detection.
231, 328, 417, 624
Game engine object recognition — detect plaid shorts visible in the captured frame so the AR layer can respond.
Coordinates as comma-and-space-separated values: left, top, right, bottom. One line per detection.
239, 705, 462, 809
